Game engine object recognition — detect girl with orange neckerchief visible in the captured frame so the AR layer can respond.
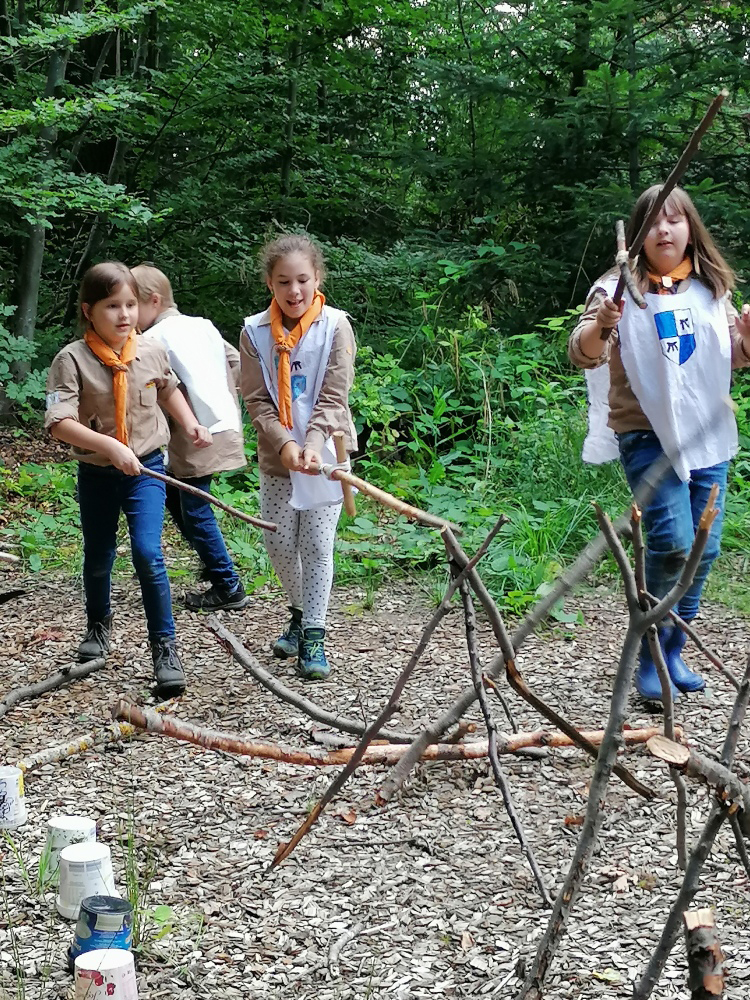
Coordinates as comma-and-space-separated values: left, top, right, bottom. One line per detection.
241, 235, 356, 680
569, 186, 750, 703
45, 261, 212, 697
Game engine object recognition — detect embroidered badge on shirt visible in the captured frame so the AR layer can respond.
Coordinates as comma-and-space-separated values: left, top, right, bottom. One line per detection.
291, 375, 307, 400
45, 391, 60, 408
655, 309, 696, 365
144, 380, 156, 389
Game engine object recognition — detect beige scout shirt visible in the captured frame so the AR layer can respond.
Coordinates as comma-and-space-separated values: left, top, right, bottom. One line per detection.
146, 308, 246, 480
240, 311, 357, 478
45, 338, 178, 466
568, 275, 750, 433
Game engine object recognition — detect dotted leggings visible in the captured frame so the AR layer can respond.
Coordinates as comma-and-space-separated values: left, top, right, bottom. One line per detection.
259, 473, 342, 628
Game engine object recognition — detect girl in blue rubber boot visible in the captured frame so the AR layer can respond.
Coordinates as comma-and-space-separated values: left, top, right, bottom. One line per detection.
240, 235, 356, 680
569, 185, 750, 702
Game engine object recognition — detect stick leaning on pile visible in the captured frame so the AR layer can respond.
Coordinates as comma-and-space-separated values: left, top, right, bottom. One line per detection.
601, 89, 728, 340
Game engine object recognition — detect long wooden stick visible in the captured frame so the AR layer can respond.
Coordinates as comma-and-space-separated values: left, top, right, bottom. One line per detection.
111, 701, 672, 766
324, 466, 461, 533
333, 431, 357, 517
269, 515, 506, 867
139, 465, 277, 532
601, 89, 728, 339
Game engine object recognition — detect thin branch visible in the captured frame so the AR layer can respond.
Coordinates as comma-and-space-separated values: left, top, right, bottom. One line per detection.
647, 627, 688, 869
634, 656, 750, 998
0, 659, 106, 720
631, 503, 648, 608
729, 813, 750, 880
459, 577, 553, 907
205, 617, 415, 744
140, 466, 277, 532
514, 622, 644, 1000
271, 516, 509, 867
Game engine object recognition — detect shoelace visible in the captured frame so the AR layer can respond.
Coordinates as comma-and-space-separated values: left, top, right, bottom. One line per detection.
86, 621, 108, 643
304, 639, 325, 662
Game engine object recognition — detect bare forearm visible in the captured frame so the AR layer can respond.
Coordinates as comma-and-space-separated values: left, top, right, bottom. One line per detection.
576, 320, 608, 361
50, 418, 115, 459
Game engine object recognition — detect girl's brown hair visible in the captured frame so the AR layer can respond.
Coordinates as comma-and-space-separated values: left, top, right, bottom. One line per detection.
259, 234, 326, 284
78, 261, 138, 328
626, 185, 735, 299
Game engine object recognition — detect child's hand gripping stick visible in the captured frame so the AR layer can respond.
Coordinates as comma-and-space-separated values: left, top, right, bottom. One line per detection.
333, 430, 357, 517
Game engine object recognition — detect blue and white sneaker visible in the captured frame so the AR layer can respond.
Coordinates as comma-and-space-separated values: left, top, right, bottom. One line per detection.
298, 627, 330, 680
273, 607, 303, 659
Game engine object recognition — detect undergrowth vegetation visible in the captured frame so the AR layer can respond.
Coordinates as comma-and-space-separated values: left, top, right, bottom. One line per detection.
4, 250, 749, 617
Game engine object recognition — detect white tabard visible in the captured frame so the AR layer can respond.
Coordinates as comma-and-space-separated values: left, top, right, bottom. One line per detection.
243, 306, 347, 510
581, 277, 736, 482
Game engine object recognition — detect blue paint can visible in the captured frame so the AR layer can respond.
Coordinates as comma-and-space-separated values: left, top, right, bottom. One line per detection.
68, 895, 133, 970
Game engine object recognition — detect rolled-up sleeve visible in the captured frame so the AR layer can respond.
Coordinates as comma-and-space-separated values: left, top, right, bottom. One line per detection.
240, 330, 295, 455
568, 288, 613, 370
305, 317, 356, 454
152, 344, 179, 401
44, 351, 81, 430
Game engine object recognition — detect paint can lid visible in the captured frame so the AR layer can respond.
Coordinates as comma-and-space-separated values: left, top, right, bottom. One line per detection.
81, 895, 133, 917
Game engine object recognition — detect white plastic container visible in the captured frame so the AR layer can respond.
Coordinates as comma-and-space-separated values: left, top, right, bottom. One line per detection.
74, 948, 138, 1000
0, 765, 27, 829
57, 843, 118, 920
43, 815, 97, 884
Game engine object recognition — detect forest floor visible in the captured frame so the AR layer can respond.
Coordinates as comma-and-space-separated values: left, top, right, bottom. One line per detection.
1, 568, 749, 1000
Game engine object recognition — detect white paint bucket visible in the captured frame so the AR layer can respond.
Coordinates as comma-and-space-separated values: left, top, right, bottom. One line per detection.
74, 948, 138, 1000
43, 815, 97, 884
57, 843, 118, 920
0, 765, 27, 829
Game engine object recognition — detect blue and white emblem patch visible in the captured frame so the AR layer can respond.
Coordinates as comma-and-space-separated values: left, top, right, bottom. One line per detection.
655, 309, 695, 365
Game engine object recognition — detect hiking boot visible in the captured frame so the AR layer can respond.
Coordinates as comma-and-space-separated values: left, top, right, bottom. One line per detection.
635, 630, 679, 704
298, 626, 330, 680
664, 624, 705, 693
77, 614, 113, 662
184, 581, 250, 612
273, 607, 303, 659
151, 638, 186, 698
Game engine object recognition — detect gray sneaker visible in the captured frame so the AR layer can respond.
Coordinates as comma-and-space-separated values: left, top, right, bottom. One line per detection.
77, 614, 113, 662
151, 638, 186, 698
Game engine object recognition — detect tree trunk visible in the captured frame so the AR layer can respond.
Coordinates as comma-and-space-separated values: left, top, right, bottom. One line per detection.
12, 0, 84, 368
279, 0, 309, 218
626, 5, 640, 191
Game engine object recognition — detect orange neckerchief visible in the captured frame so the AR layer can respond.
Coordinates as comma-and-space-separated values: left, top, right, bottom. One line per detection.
270, 291, 325, 429
84, 328, 137, 445
647, 255, 693, 294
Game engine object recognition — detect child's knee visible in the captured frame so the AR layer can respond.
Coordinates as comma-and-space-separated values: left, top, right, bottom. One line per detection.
131, 540, 165, 572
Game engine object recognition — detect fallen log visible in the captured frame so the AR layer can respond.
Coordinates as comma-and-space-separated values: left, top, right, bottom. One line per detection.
112, 701, 675, 767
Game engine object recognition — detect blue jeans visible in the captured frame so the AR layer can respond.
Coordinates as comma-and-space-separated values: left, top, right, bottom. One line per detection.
165, 475, 239, 592
617, 430, 727, 621
78, 450, 175, 640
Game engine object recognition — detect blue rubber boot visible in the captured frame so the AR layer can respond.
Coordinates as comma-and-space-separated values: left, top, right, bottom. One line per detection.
665, 624, 705, 693
273, 607, 303, 659
635, 630, 679, 703
298, 627, 330, 680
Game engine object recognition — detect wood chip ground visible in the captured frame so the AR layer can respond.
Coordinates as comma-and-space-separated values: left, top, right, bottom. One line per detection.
1, 572, 748, 999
